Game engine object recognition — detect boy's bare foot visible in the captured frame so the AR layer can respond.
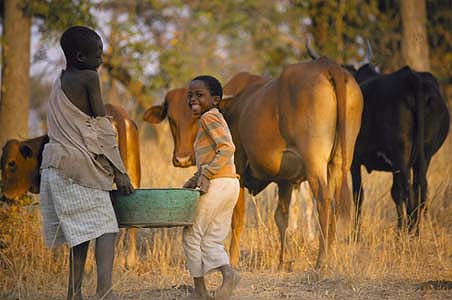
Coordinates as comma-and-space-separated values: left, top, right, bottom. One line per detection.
214, 268, 240, 300
187, 276, 213, 300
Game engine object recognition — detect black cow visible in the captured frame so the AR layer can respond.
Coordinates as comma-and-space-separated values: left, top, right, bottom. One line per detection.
351, 66, 450, 233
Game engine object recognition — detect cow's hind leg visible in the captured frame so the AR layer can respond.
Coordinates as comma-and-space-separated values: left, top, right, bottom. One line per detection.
274, 181, 294, 270
351, 162, 364, 240
411, 159, 430, 234
308, 172, 332, 269
391, 169, 411, 232
297, 182, 317, 242
117, 229, 138, 268
126, 228, 137, 268
229, 187, 245, 268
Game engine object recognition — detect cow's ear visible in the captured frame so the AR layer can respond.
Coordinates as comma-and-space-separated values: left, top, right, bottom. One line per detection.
19, 144, 33, 159
219, 96, 234, 112
143, 104, 168, 124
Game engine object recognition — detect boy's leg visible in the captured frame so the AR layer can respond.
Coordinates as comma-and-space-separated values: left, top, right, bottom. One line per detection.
95, 233, 117, 300
200, 179, 240, 300
183, 227, 211, 300
187, 277, 212, 300
183, 190, 215, 300
68, 241, 89, 300
214, 265, 240, 300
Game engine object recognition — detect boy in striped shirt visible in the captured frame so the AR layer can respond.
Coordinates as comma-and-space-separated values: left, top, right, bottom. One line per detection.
183, 75, 240, 300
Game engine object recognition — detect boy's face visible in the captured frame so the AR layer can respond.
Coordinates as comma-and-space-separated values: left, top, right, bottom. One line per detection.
187, 80, 220, 117
76, 38, 103, 71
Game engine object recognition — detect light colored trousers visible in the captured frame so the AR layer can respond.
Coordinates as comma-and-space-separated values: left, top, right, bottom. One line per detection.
183, 177, 240, 277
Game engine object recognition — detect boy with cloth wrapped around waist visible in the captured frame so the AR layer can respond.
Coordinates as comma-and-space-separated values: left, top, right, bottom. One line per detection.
39, 26, 133, 300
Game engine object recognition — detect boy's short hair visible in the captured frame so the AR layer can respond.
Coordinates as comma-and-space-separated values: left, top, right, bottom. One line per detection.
192, 75, 223, 100
60, 26, 101, 61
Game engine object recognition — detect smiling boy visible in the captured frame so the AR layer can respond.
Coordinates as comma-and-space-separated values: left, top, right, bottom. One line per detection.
182, 75, 240, 300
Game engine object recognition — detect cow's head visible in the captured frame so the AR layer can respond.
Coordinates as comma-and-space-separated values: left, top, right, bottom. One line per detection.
143, 88, 198, 167
0, 135, 49, 199
305, 37, 379, 83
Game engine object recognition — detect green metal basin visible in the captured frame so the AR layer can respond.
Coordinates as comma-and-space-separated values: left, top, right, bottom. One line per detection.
111, 188, 200, 228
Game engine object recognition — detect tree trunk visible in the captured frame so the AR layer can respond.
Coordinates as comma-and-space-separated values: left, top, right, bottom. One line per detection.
0, 0, 31, 148
401, 0, 430, 71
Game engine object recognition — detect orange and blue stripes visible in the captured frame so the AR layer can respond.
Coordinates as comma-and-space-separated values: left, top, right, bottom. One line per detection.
195, 108, 238, 179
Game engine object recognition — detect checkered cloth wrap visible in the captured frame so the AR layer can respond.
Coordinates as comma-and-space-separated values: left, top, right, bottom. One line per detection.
40, 167, 119, 248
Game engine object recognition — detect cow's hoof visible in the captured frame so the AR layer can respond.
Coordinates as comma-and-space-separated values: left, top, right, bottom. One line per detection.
278, 260, 295, 272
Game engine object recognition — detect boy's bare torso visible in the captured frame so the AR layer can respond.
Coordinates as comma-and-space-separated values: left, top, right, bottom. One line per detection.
61, 68, 106, 117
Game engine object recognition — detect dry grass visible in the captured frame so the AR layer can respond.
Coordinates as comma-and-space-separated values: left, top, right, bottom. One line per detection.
1, 122, 452, 299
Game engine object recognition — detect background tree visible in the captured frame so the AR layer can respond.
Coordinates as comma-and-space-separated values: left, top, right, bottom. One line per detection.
0, 0, 95, 151
401, 0, 430, 71
427, 0, 452, 100
0, 0, 31, 148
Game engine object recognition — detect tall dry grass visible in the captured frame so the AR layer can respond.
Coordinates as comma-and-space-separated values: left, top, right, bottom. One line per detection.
1, 121, 452, 299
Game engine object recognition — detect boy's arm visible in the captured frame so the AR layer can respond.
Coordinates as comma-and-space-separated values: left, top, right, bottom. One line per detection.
84, 70, 133, 195
111, 163, 134, 195
199, 113, 235, 179
84, 70, 107, 117
96, 154, 133, 194
183, 171, 199, 189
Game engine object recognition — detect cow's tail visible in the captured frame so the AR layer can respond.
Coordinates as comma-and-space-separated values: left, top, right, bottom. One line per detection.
412, 71, 426, 217
328, 63, 352, 220
414, 74, 426, 177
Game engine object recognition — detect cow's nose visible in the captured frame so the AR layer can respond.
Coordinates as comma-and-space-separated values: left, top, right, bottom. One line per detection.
173, 155, 194, 167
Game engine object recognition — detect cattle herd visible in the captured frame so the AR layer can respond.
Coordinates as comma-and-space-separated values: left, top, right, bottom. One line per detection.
1, 50, 450, 269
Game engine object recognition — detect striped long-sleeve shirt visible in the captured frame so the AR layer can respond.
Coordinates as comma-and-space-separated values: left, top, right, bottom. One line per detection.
194, 108, 238, 179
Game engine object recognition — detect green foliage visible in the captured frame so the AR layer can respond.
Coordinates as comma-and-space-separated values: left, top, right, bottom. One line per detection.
22, 0, 96, 40
427, 0, 452, 83
20, 0, 452, 105
104, 1, 307, 90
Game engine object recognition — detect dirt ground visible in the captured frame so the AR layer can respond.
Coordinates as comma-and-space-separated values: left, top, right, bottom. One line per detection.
114, 272, 452, 300
2, 272, 452, 300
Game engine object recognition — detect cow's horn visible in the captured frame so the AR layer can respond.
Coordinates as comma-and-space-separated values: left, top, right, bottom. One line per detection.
365, 39, 373, 63
222, 94, 235, 100
305, 35, 320, 60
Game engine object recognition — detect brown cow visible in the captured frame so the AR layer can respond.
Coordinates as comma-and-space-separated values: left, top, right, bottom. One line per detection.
1, 135, 49, 199
144, 57, 363, 268
0, 104, 141, 267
